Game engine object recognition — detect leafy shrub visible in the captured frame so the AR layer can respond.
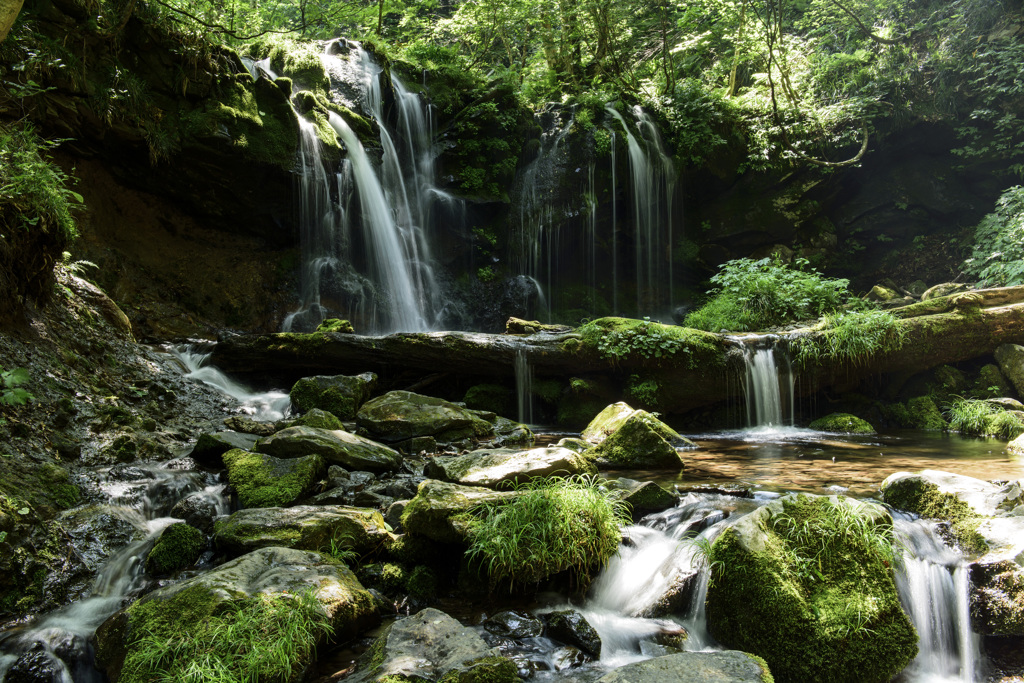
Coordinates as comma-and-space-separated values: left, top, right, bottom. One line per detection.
686, 257, 849, 332
793, 309, 906, 368
963, 185, 1024, 286
0, 366, 33, 406
945, 397, 1024, 439
465, 475, 628, 590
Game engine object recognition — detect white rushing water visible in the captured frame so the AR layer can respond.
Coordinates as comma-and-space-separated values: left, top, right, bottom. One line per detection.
730, 336, 796, 429
514, 347, 535, 425
170, 344, 290, 420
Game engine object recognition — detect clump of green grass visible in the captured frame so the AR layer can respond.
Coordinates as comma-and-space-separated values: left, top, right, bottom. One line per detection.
793, 309, 906, 368
120, 589, 332, 683
945, 397, 1024, 439
465, 475, 628, 590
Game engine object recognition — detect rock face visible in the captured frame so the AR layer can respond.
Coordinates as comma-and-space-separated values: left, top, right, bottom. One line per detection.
581, 403, 693, 468
256, 426, 402, 472
544, 610, 602, 658
289, 372, 377, 420
357, 390, 494, 443
400, 479, 518, 544
188, 430, 260, 468
483, 611, 544, 639
995, 344, 1024, 397
425, 447, 596, 488
705, 494, 917, 683
222, 449, 325, 508
214, 505, 393, 557
596, 651, 772, 683
808, 412, 875, 433
95, 547, 378, 682
346, 607, 518, 683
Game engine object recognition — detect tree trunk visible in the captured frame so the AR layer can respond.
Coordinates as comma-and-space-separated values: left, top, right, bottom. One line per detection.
0, 0, 25, 44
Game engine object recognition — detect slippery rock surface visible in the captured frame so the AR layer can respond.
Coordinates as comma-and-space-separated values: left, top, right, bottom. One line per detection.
581, 403, 693, 469
95, 547, 377, 682
222, 449, 325, 508
256, 426, 402, 472
425, 446, 596, 488
603, 478, 678, 518
595, 651, 772, 683
544, 610, 602, 658
289, 372, 377, 420
356, 390, 494, 443
214, 505, 393, 557
483, 611, 544, 639
995, 343, 1024, 398
188, 430, 260, 468
400, 479, 518, 544
346, 607, 517, 683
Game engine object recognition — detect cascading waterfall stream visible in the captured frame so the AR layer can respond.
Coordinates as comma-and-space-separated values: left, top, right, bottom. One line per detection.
514, 347, 534, 425
733, 337, 796, 429
169, 343, 291, 420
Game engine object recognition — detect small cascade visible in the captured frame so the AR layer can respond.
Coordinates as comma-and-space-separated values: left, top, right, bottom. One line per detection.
169, 343, 290, 420
0, 467, 228, 681
609, 128, 618, 315
733, 337, 795, 429
514, 347, 534, 425
893, 513, 980, 682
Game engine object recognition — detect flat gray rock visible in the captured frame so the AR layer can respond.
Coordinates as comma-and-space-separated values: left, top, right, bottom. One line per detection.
596, 651, 771, 682
257, 425, 402, 472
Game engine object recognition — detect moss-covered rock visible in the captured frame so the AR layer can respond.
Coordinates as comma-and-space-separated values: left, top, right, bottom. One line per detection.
603, 478, 678, 519
95, 547, 378, 683
463, 383, 514, 418
213, 504, 393, 557
289, 372, 377, 420
582, 403, 693, 469
970, 560, 1024, 635
974, 363, 1016, 399
705, 494, 917, 683
291, 407, 345, 430
189, 430, 260, 468
881, 471, 992, 553
146, 522, 204, 575
425, 446, 596, 488
995, 343, 1024, 397
256, 425, 402, 472
808, 412, 875, 433
401, 480, 518, 544
357, 390, 495, 444
222, 449, 325, 508
882, 396, 946, 430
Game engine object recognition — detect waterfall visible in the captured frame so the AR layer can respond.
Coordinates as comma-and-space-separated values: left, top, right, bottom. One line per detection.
609, 128, 618, 316
168, 343, 291, 420
893, 513, 980, 682
514, 347, 534, 425
605, 105, 677, 316
734, 337, 795, 428
281, 41, 452, 333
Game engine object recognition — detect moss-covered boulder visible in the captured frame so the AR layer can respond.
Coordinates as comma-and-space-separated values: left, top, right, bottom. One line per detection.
425, 447, 596, 488
345, 607, 517, 683
291, 407, 345, 430
146, 522, 204, 575
971, 560, 1024, 635
357, 390, 495, 444
995, 344, 1024, 397
400, 480, 518, 544
256, 426, 402, 472
214, 505, 393, 557
95, 547, 378, 683
289, 372, 377, 420
705, 494, 917, 683
581, 403, 693, 469
808, 412, 875, 433
222, 449, 325, 508
882, 396, 946, 430
544, 609, 602, 658
595, 651, 773, 683
463, 383, 514, 417
188, 430, 260, 468
603, 478, 678, 519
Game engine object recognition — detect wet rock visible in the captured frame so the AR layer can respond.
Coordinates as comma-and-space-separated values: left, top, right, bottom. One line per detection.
425, 446, 595, 488
995, 344, 1024, 398
95, 547, 378, 682
550, 646, 588, 670
357, 390, 494, 444
170, 492, 220, 533
289, 372, 377, 420
595, 651, 772, 683
400, 479, 518, 544
384, 476, 422, 500
213, 504, 393, 557
882, 470, 1018, 517
384, 501, 408, 532
603, 478, 678, 518
5, 650, 67, 683
222, 449, 325, 508
479, 416, 534, 448
223, 415, 278, 436
971, 560, 1024, 635
145, 522, 204, 574
808, 412, 875, 433
922, 282, 969, 300
353, 490, 393, 509
188, 430, 260, 468
581, 403, 693, 469
705, 494, 917, 683
291, 408, 345, 430
484, 610, 544, 639
544, 610, 602, 658
393, 435, 437, 455
256, 426, 402, 472
345, 607, 517, 683
675, 484, 753, 498
57, 505, 147, 575
639, 571, 701, 618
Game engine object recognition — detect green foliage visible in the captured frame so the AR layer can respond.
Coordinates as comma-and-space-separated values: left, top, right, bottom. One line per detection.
146, 523, 204, 575
465, 475, 628, 590
945, 397, 1024, 440
0, 366, 33, 406
120, 588, 332, 683
963, 186, 1024, 286
686, 258, 849, 332
0, 123, 81, 242
584, 318, 685, 360
793, 309, 906, 368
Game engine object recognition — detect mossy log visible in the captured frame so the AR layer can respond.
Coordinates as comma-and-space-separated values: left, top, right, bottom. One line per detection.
210, 292, 1024, 415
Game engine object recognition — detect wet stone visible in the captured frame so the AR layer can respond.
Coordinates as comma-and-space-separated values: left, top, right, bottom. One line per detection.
544, 610, 602, 658
484, 610, 545, 639
4, 651, 67, 683
169, 493, 219, 533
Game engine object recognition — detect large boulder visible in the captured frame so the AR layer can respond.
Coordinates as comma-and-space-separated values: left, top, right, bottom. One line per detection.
145, 522, 204, 574
995, 344, 1024, 397
596, 651, 772, 683
357, 390, 494, 443
222, 449, 325, 508
188, 430, 260, 468
95, 547, 378, 682
808, 412, 875, 433
544, 609, 602, 658
705, 494, 917, 683
256, 426, 402, 472
400, 479, 518, 544
603, 478, 678, 519
57, 505, 148, 576
346, 607, 517, 682
425, 446, 596, 488
289, 372, 377, 420
214, 505, 393, 557
581, 403, 693, 469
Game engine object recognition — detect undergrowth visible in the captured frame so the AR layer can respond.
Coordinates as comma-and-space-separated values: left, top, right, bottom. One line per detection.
792, 309, 906, 368
945, 397, 1024, 439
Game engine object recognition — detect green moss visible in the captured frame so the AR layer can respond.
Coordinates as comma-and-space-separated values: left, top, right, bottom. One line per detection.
883, 479, 988, 553
292, 408, 344, 430
625, 374, 660, 409
209, 74, 299, 168
438, 656, 518, 683
316, 318, 355, 333
577, 317, 725, 369
883, 396, 947, 430
222, 449, 324, 508
532, 379, 563, 404
706, 496, 917, 683
406, 565, 439, 600
463, 384, 514, 418
289, 379, 357, 420
808, 412, 874, 433
146, 522, 204, 575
